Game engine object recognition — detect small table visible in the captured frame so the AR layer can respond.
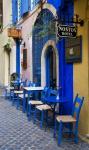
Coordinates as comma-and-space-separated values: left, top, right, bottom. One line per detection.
23, 86, 44, 112
12, 90, 23, 108
44, 96, 68, 120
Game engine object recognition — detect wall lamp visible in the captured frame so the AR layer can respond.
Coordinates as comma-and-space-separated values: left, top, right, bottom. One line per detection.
54, 13, 84, 27
19, 38, 26, 48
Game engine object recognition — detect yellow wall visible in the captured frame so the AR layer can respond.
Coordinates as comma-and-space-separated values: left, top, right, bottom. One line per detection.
74, 0, 89, 140
0, 0, 15, 86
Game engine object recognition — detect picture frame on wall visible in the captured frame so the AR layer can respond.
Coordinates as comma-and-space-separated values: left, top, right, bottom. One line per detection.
65, 36, 82, 63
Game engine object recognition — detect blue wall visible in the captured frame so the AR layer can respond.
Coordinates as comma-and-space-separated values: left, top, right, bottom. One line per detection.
16, 40, 20, 78
47, 0, 61, 9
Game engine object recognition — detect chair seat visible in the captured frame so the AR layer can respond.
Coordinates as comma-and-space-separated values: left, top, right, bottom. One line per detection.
36, 104, 51, 111
28, 100, 43, 105
56, 115, 76, 123
18, 94, 28, 99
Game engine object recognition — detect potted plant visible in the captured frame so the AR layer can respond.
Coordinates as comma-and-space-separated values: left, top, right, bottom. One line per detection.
4, 43, 11, 53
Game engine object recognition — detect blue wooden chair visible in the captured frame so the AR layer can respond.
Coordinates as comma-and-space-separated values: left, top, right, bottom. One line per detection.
53, 94, 84, 145
34, 89, 58, 128
27, 87, 49, 121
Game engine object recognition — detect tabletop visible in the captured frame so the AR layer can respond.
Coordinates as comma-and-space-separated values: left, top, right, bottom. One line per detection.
23, 86, 44, 91
14, 90, 23, 94
44, 96, 68, 103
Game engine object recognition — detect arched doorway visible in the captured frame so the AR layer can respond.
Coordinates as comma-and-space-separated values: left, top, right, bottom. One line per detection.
46, 46, 56, 88
41, 40, 59, 88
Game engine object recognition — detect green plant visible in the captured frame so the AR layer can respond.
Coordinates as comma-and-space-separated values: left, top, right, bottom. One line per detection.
4, 43, 11, 53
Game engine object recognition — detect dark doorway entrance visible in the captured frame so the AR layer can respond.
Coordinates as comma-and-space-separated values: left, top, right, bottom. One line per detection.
46, 46, 56, 88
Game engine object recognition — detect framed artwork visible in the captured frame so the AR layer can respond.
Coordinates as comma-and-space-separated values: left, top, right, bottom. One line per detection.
65, 36, 82, 63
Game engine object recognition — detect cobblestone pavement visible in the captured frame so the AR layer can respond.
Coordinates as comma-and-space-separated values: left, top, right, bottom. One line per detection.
0, 97, 89, 150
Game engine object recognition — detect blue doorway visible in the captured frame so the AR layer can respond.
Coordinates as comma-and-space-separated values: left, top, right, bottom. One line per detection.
46, 46, 57, 89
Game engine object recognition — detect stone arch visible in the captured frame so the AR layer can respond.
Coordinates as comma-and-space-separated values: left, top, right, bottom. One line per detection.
32, 3, 57, 27
41, 40, 59, 87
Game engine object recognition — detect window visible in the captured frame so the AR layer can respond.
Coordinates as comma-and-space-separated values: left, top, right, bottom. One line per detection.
30, 0, 34, 10
18, 0, 21, 21
30, 0, 40, 10
0, 0, 3, 29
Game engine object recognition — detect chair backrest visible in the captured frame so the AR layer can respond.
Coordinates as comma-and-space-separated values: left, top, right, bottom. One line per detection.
41, 87, 58, 101
72, 94, 84, 121
41, 87, 50, 101
50, 89, 58, 97
32, 83, 36, 87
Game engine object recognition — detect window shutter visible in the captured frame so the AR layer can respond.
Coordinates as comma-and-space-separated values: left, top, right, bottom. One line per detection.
35, 0, 40, 5
23, 48, 27, 69
21, 0, 29, 16
47, 0, 61, 9
30, 0, 40, 11
12, 0, 18, 24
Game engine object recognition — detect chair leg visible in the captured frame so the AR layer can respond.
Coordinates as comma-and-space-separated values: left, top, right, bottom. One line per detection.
69, 123, 73, 138
34, 108, 37, 124
53, 119, 57, 138
12, 93, 15, 106
16, 97, 20, 109
28, 104, 31, 121
40, 110, 44, 129
10, 90, 11, 101
27, 101, 29, 116
58, 121, 62, 145
5, 89, 7, 99
74, 122, 78, 143
11, 91, 14, 101
45, 110, 48, 131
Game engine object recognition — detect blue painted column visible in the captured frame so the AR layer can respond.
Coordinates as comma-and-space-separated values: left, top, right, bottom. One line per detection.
56, 0, 74, 115
57, 38, 73, 115
16, 40, 20, 78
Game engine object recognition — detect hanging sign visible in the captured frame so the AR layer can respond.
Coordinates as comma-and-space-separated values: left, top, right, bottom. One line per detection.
57, 24, 77, 38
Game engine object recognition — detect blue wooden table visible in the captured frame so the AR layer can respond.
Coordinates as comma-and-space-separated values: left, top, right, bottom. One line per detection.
23, 86, 44, 113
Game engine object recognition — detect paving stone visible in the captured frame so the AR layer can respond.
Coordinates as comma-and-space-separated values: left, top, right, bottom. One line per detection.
0, 94, 88, 150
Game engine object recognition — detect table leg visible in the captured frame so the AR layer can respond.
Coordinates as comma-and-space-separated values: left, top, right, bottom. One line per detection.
23, 90, 26, 113
53, 104, 56, 124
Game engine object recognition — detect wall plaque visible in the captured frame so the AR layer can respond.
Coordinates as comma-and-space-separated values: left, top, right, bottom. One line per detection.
65, 36, 82, 63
